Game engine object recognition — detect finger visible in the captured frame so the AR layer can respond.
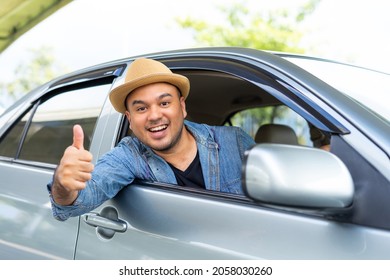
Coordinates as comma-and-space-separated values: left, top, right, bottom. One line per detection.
72, 124, 85, 150
75, 171, 93, 182
77, 161, 94, 173
60, 168, 92, 188
71, 180, 88, 191
79, 150, 93, 162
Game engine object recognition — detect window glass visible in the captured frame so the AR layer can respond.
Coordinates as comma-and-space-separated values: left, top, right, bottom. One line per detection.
0, 84, 110, 164
227, 105, 311, 146
0, 110, 32, 158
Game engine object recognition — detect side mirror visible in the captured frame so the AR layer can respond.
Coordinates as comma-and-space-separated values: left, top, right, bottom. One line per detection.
242, 144, 354, 208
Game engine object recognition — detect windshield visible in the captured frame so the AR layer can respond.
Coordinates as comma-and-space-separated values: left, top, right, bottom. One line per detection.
284, 57, 390, 122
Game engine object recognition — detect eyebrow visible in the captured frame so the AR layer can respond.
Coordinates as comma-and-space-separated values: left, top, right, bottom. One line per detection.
131, 93, 173, 107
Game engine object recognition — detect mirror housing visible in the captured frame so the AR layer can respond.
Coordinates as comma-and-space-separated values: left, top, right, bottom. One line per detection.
242, 144, 354, 208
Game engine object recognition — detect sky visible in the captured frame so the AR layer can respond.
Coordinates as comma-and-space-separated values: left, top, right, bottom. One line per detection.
0, 0, 389, 106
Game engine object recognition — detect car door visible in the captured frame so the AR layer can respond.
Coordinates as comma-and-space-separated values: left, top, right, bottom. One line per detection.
74, 51, 390, 259
0, 66, 123, 259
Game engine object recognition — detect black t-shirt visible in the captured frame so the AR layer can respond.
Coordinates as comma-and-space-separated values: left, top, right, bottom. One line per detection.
168, 151, 206, 189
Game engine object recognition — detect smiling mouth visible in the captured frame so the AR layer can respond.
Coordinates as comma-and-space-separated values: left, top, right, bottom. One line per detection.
148, 124, 168, 132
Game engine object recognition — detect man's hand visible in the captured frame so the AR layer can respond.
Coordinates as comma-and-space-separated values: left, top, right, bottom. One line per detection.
51, 125, 94, 205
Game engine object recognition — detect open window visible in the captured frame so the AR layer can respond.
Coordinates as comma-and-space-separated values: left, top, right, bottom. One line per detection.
116, 66, 332, 150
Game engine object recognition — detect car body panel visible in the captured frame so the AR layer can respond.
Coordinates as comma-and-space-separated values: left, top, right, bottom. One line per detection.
75, 184, 390, 259
0, 161, 77, 259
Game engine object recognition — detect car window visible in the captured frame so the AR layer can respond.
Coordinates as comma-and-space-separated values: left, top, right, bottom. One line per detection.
0, 84, 110, 164
0, 110, 33, 159
226, 105, 311, 146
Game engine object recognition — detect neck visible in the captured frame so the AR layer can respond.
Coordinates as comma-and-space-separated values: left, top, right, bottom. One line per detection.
155, 128, 197, 171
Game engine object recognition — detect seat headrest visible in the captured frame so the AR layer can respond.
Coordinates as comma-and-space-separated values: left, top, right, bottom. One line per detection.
255, 124, 299, 145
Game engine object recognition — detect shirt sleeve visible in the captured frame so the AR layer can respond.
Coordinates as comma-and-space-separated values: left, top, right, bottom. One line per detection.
46, 179, 93, 221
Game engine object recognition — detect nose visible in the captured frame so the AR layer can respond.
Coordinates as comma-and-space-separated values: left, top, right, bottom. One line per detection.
147, 105, 163, 121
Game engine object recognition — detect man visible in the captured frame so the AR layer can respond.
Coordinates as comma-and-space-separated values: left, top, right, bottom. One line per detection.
48, 58, 255, 221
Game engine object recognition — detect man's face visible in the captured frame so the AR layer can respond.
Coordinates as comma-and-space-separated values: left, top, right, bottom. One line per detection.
124, 82, 187, 153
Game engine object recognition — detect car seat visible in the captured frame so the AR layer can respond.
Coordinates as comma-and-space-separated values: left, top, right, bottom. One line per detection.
255, 123, 299, 145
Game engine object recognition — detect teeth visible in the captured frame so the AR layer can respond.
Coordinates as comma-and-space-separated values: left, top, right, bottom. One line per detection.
149, 125, 167, 132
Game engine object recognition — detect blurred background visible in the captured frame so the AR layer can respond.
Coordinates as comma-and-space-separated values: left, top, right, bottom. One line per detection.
1, 0, 389, 113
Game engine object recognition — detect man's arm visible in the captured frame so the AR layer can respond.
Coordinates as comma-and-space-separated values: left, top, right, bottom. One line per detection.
51, 124, 94, 206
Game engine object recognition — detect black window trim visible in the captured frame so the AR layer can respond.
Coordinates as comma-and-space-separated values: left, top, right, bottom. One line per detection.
15, 101, 40, 159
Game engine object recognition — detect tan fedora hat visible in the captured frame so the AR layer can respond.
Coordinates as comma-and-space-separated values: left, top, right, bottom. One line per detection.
109, 58, 190, 113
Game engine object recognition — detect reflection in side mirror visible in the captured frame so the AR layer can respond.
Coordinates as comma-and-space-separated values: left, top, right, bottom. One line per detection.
242, 144, 354, 208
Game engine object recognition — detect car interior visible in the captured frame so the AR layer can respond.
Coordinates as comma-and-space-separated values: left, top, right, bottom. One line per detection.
119, 69, 313, 147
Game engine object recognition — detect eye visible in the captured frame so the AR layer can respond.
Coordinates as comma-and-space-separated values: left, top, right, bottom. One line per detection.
161, 101, 170, 107
136, 106, 147, 112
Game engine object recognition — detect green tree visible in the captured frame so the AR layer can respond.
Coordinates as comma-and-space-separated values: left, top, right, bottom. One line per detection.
0, 46, 68, 110
177, 0, 321, 52
177, 0, 320, 140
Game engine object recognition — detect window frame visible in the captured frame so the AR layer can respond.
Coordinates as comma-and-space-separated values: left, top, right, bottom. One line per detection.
0, 66, 125, 167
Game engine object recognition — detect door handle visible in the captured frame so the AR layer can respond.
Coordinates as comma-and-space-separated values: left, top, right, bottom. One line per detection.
84, 212, 127, 232
83, 206, 127, 239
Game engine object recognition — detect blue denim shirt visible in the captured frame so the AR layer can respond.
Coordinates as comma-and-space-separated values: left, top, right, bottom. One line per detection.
48, 121, 255, 221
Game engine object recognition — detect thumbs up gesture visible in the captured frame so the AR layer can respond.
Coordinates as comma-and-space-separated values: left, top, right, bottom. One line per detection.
72, 124, 86, 150
52, 125, 94, 205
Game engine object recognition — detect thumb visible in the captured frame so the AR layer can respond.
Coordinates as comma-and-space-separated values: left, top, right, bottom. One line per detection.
72, 124, 85, 150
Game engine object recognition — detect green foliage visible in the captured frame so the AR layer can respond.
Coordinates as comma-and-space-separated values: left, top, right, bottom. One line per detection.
177, 0, 321, 142
176, 0, 321, 53
0, 46, 68, 108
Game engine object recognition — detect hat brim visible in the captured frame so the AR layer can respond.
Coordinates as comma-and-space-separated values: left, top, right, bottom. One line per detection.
109, 72, 190, 113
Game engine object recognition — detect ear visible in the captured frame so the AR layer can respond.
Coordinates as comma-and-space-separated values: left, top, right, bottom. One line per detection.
125, 111, 132, 129
180, 96, 187, 119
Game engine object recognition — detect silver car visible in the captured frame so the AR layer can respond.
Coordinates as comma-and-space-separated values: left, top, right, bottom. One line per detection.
0, 47, 389, 259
